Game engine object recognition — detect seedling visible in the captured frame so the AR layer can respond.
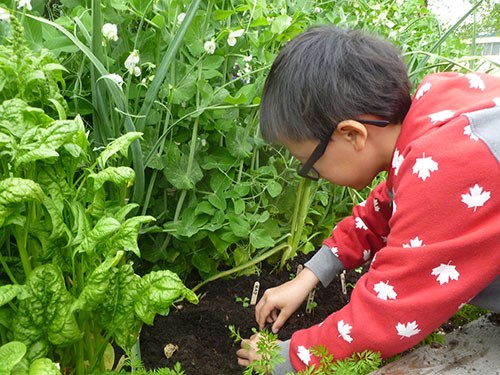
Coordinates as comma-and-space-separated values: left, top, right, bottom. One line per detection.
229, 326, 285, 375
235, 296, 251, 308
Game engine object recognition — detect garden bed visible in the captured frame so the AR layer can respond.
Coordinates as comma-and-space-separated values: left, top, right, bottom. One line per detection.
139, 255, 359, 374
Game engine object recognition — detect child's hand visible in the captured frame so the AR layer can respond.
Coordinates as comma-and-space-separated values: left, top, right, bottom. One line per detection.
236, 332, 281, 373
255, 267, 319, 333
236, 332, 263, 367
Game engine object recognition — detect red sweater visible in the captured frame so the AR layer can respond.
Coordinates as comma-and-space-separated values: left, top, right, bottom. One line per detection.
289, 72, 500, 370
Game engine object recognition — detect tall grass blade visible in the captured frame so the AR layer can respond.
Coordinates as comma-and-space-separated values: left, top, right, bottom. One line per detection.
135, 0, 202, 132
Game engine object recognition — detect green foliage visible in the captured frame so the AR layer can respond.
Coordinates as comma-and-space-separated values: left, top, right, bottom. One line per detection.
0, 15, 196, 374
3, 0, 484, 283
230, 326, 285, 375
293, 347, 382, 375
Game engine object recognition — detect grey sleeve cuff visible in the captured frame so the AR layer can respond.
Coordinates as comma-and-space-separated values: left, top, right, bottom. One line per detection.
304, 244, 345, 287
273, 340, 295, 374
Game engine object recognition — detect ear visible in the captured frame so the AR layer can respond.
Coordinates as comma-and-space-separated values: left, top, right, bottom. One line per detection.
335, 120, 368, 151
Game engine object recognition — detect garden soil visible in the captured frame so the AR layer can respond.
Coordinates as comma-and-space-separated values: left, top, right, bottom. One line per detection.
139, 254, 359, 375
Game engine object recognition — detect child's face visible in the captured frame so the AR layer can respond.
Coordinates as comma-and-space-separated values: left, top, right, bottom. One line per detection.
281, 130, 384, 189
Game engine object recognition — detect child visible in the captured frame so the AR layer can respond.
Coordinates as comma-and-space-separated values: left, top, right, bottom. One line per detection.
236, 25, 500, 374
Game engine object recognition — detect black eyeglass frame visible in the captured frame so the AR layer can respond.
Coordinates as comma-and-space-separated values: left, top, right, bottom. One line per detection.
297, 119, 390, 181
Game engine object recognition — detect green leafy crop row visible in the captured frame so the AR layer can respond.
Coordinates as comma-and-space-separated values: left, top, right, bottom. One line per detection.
0, 15, 196, 374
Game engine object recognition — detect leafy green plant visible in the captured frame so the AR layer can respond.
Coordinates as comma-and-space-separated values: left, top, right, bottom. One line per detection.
230, 326, 285, 375
0, 13, 197, 374
293, 347, 382, 375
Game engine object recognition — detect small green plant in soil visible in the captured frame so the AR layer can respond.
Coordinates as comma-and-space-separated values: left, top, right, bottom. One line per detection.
230, 326, 285, 375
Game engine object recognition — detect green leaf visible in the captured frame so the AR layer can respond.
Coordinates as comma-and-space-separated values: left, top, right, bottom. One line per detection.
226, 126, 252, 159
266, 180, 283, 198
227, 213, 250, 238
90, 166, 136, 190
97, 132, 143, 168
0, 341, 26, 372
271, 15, 292, 34
250, 228, 276, 249
0, 285, 24, 307
29, 358, 62, 375
112, 216, 155, 256
97, 265, 142, 350
163, 143, 203, 190
208, 190, 227, 211
134, 270, 198, 325
78, 217, 121, 255
14, 264, 82, 348
0, 178, 44, 227
72, 252, 124, 312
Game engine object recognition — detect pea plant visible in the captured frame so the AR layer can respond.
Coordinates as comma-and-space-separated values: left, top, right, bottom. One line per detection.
0, 14, 197, 374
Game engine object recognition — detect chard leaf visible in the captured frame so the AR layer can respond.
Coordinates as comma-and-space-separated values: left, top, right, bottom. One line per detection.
0, 178, 44, 206
0, 341, 26, 372
72, 251, 124, 312
28, 358, 61, 375
14, 264, 82, 348
0, 99, 30, 138
15, 147, 60, 167
89, 166, 135, 191
78, 217, 121, 255
112, 216, 155, 257
97, 132, 143, 168
134, 270, 198, 325
0, 285, 24, 307
98, 265, 143, 350
0, 178, 44, 227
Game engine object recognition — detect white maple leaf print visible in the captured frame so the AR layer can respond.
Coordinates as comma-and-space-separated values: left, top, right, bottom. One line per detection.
412, 153, 438, 181
359, 200, 367, 207
392, 149, 404, 176
331, 246, 339, 256
461, 184, 491, 212
374, 281, 397, 300
464, 125, 479, 141
466, 73, 485, 91
432, 262, 460, 285
338, 320, 353, 343
363, 249, 371, 261
415, 82, 431, 100
429, 110, 455, 125
355, 217, 368, 230
494, 97, 500, 106
297, 345, 311, 365
373, 198, 380, 212
392, 200, 397, 216
396, 321, 421, 338
403, 236, 424, 248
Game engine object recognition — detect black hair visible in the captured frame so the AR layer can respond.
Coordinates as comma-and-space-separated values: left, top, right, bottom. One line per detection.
259, 25, 412, 143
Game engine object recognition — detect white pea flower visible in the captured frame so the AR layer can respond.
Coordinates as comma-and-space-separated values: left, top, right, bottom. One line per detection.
313, 7, 322, 13
125, 50, 141, 76
243, 55, 252, 62
227, 29, 244, 46
107, 73, 124, 87
132, 66, 141, 77
177, 12, 186, 24
102, 23, 118, 42
0, 7, 10, 21
204, 40, 216, 55
17, 0, 32, 10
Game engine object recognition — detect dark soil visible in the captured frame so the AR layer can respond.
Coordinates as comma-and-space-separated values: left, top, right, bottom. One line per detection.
139, 255, 359, 375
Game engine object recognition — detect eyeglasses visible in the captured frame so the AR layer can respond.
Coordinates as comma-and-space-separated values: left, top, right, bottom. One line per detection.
297, 119, 390, 181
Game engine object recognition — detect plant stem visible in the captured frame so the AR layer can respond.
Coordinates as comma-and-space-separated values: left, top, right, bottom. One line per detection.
281, 178, 312, 268
192, 243, 291, 292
